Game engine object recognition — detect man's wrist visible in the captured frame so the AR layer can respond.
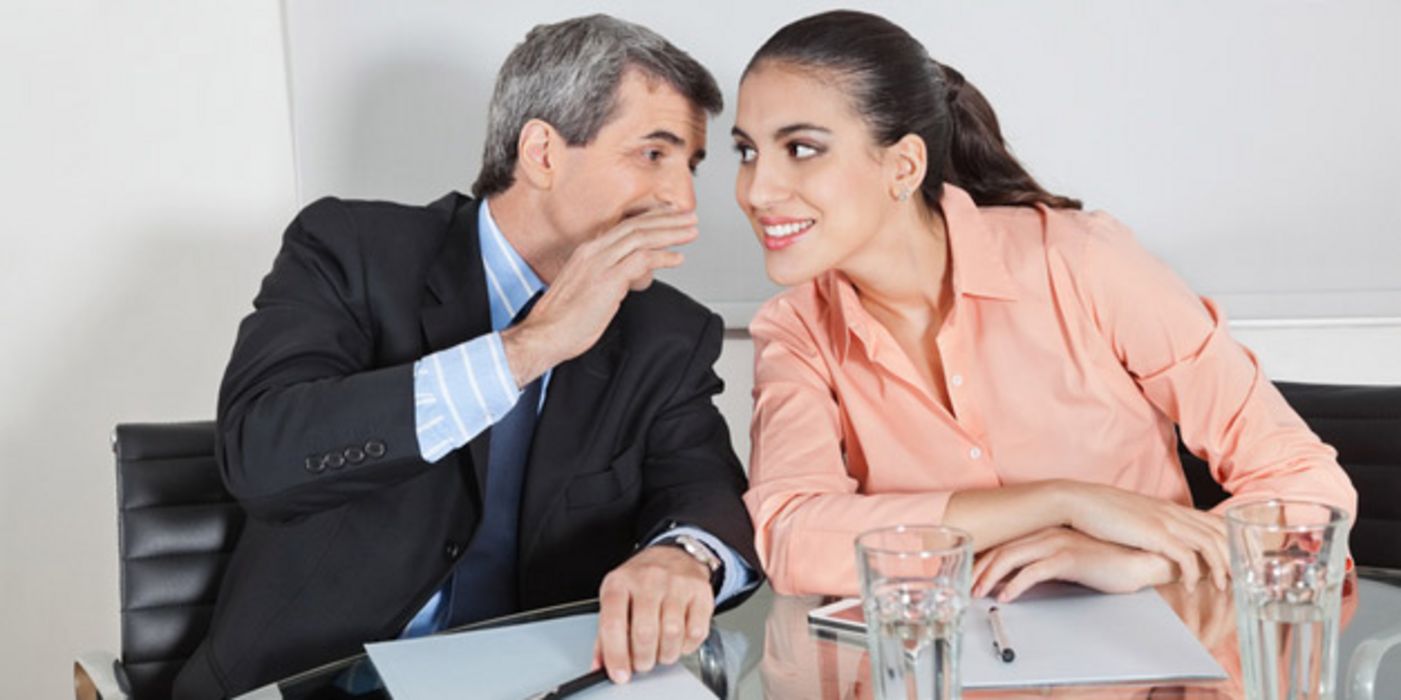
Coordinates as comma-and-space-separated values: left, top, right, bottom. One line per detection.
500, 322, 553, 388
653, 534, 724, 594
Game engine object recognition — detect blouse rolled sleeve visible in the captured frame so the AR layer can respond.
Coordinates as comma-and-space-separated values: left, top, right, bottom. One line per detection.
1077, 214, 1357, 518
745, 300, 952, 596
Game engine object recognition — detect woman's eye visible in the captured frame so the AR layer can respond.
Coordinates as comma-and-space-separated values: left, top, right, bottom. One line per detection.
790, 143, 818, 159
735, 144, 756, 163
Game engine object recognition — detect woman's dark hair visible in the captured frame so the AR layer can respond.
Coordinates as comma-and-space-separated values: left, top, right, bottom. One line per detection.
745, 10, 1081, 211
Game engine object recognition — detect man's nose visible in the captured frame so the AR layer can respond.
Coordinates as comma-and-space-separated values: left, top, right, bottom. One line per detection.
656, 166, 697, 213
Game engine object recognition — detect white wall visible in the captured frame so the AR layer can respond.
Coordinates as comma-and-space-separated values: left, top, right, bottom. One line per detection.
0, 2, 296, 697
281, 0, 1401, 325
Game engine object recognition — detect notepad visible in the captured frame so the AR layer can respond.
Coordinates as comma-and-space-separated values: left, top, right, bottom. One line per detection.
809, 583, 1227, 688
365, 613, 715, 700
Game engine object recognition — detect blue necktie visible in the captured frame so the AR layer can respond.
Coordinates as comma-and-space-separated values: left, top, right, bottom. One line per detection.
445, 299, 542, 626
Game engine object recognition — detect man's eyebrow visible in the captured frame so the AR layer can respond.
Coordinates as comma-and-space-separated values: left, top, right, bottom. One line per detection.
643, 129, 686, 146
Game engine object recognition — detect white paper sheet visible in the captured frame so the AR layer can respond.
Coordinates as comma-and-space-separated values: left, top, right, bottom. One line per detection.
364, 613, 716, 700
812, 583, 1226, 688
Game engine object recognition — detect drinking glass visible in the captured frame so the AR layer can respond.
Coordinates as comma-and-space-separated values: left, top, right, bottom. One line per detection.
856, 524, 973, 700
1226, 499, 1351, 700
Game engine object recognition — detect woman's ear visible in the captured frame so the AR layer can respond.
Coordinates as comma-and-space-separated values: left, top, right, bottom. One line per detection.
887, 132, 928, 202
515, 119, 560, 190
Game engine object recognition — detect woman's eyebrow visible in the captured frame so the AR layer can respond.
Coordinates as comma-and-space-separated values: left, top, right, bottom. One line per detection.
730, 123, 832, 141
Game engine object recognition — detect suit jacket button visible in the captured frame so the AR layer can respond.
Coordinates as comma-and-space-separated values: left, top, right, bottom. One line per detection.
444, 542, 463, 559
305, 456, 326, 473
344, 446, 365, 464
365, 440, 387, 458
325, 452, 346, 470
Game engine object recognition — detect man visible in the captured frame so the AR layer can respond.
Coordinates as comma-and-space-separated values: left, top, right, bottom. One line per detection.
175, 15, 759, 698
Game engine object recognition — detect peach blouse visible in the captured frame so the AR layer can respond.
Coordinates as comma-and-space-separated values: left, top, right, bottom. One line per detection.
745, 185, 1357, 596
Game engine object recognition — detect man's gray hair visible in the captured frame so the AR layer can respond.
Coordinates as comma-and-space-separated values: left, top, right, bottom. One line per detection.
471, 14, 723, 198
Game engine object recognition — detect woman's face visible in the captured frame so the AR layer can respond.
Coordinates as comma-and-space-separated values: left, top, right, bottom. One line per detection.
733, 62, 898, 286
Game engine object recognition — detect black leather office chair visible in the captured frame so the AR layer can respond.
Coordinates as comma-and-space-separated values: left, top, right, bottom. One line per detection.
1182, 381, 1401, 569
75, 422, 244, 700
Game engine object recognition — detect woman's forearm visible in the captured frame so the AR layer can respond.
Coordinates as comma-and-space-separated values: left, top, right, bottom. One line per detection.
943, 480, 1074, 552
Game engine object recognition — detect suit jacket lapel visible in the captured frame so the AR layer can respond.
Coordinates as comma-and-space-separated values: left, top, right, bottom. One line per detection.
419, 194, 494, 498
518, 323, 628, 559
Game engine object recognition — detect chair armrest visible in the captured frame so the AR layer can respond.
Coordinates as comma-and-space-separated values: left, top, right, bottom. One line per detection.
74, 651, 127, 700
1346, 622, 1401, 700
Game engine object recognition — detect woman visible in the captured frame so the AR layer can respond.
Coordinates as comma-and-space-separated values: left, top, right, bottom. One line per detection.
736, 10, 1356, 600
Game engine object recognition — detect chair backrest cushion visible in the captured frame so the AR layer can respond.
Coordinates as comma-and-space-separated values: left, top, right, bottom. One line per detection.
1180, 381, 1401, 568
114, 421, 243, 699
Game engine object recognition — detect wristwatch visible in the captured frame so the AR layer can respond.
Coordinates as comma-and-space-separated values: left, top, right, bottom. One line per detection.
657, 533, 725, 594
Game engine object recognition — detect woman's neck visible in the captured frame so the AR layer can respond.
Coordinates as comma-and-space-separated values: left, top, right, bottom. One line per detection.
841, 204, 954, 332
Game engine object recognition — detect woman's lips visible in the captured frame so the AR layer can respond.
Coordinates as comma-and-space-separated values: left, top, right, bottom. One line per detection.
760, 218, 814, 251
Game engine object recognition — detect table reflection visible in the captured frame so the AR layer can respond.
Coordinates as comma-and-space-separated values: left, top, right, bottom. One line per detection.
756, 575, 1361, 699
262, 572, 1401, 699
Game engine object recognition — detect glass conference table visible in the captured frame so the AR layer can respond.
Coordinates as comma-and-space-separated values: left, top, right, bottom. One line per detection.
245, 568, 1401, 699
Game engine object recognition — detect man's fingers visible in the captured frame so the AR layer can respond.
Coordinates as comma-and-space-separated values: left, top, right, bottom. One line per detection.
628, 272, 656, 293
656, 593, 689, 665
683, 594, 713, 655
597, 579, 633, 683
621, 249, 684, 278
602, 224, 698, 266
613, 250, 683, 294
628, 579, 664, 674
601, 209, 698, 241
596, 212, 698, 255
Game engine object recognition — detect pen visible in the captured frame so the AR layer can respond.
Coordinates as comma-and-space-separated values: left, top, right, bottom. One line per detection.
988, 606, 1016, 663
525, 667, 610, 700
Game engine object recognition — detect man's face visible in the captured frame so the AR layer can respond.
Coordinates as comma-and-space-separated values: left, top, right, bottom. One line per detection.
543, 69, 708, 248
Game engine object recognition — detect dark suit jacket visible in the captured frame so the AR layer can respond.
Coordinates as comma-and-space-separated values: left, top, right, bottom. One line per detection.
174, 194, 759, 698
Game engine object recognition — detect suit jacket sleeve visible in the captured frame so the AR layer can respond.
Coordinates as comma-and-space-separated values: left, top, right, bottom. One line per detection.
217, 198, 429, 521
634, 312, 761, 597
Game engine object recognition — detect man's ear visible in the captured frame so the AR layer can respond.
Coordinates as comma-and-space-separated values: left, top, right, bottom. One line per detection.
515, 119, 562, 190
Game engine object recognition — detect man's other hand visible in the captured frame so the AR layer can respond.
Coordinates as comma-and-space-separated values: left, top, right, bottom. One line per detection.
592, 545, 714, 683
501, 210, 698, 387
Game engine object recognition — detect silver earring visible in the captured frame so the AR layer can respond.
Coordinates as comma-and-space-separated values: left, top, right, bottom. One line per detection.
898, 189, 910, 202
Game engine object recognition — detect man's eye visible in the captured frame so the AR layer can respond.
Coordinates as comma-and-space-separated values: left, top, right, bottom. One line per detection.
644, 149, 663, 162
734, 144, 756, 163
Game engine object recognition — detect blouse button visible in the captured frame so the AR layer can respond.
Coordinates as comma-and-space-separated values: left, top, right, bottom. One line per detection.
969, 446, 983, 460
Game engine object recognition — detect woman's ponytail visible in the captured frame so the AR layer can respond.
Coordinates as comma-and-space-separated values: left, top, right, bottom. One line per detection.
937, 62, 1081, 210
